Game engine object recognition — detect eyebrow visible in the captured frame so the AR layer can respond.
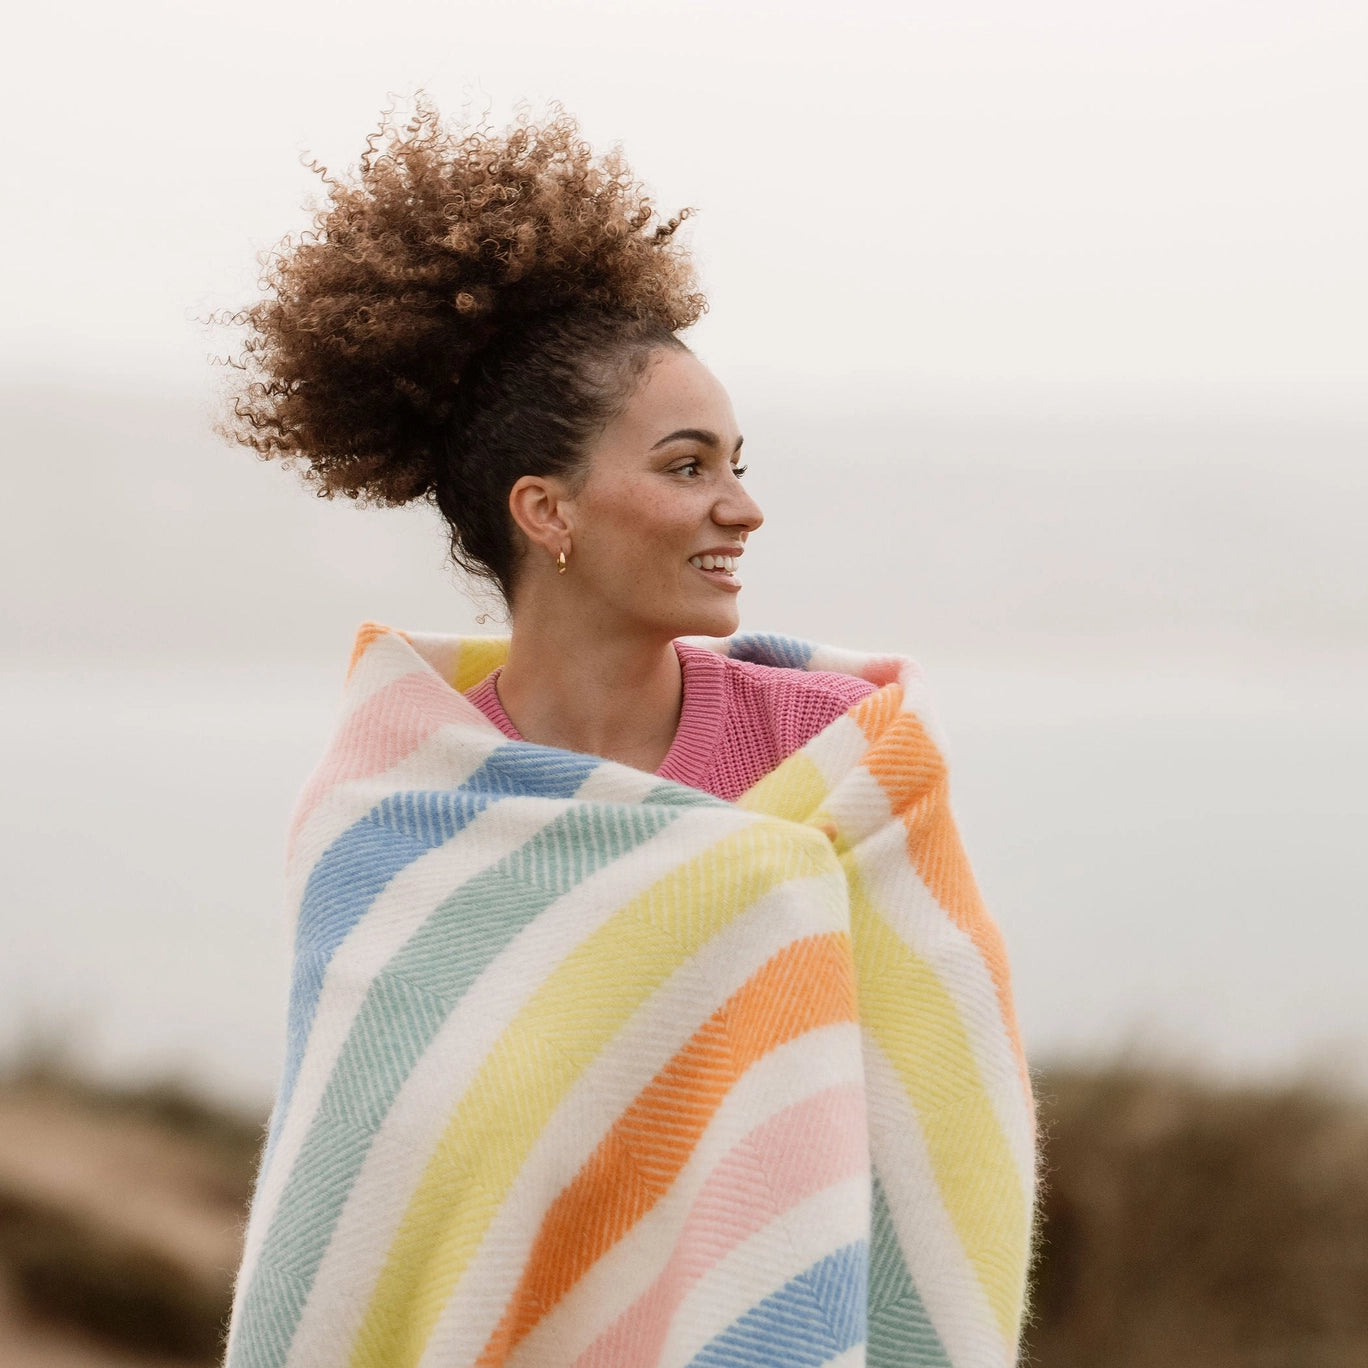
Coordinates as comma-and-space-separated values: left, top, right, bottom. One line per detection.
651, 428, 745, 454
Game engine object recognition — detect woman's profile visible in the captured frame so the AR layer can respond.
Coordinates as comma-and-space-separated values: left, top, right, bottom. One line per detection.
219, 96, 1037, 1368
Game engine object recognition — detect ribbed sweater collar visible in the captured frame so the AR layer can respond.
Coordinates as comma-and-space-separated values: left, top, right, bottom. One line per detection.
467, 639, 728, 786
654, 641, 727, 788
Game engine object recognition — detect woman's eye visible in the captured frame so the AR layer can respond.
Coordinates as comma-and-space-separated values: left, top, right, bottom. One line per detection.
672, 458, 745, 478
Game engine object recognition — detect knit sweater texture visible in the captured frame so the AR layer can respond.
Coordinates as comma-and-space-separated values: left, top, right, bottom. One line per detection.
464, 639, 878, 800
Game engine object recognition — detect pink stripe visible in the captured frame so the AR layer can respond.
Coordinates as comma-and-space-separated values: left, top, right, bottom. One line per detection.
287, 671, 473, 853
571, 1081, 868, 1368
861, 657, 902, 687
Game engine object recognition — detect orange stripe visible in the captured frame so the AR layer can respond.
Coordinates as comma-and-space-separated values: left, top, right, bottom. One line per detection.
475, 932, 859, 1366
855, 692, 1031, 1100
849, 680, 904, 738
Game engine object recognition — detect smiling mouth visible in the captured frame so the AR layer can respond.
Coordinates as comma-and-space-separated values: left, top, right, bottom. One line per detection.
688, 554, 742, 589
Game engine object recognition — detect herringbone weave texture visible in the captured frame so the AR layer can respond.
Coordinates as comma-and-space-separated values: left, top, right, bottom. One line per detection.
224, 624, 1037, 1368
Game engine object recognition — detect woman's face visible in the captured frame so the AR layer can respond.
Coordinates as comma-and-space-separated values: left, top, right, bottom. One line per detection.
560, 347, 764, 641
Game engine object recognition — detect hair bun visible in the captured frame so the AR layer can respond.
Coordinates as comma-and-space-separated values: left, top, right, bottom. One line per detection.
219, 95, 706, 506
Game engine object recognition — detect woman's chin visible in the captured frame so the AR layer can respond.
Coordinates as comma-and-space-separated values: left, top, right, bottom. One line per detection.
679, 605, 741, 640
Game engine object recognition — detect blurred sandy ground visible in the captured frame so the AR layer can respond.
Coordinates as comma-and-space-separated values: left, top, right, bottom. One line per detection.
0, 1065, 259, 1366
0, 1061, 1365, 1366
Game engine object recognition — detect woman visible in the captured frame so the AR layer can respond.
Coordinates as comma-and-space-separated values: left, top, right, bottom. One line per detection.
221, 99, 1037, 1368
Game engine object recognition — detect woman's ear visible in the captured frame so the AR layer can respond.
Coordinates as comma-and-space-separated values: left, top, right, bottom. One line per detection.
508, 474, 573, 556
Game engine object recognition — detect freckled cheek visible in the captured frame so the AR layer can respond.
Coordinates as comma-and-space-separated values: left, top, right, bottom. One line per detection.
603, 498, 692, 578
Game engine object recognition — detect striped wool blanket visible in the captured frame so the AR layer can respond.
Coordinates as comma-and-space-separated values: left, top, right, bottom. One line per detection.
225, 624, 1037, 1368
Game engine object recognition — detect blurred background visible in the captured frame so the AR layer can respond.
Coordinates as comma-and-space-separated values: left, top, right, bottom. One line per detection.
1, 0, 1365, 1362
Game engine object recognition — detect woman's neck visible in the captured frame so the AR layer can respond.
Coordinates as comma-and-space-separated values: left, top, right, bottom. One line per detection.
495, 611, 684, 774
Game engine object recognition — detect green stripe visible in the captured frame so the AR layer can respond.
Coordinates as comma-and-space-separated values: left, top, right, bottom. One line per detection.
868, 1170, 951, 1368
228, 800, 684, 1368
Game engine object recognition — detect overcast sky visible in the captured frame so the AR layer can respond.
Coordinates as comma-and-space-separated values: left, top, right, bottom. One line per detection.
4, 0, 1365, 411
3, 2, 1364, 1093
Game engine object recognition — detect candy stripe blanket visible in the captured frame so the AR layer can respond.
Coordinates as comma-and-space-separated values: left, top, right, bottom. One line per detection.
225, 624, 1037, 1368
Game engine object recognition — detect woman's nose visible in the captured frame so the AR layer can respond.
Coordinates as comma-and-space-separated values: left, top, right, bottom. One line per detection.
717, 476, 764, 533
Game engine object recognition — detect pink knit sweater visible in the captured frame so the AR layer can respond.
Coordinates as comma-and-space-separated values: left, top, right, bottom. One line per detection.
464, 639, 877, 801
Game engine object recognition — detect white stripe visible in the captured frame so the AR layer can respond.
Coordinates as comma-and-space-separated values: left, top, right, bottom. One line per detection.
419, 871, 850, 1367
405, 628, 498, 686
825, 1347, 869, 1368
896, 661, 953, 758
341, 630, 428, 709
821, 761, 897, 847
572, 754, 690, 805
802, 713, 878, 795
863, 1040, 1010, 1368
806, 641, 886, 676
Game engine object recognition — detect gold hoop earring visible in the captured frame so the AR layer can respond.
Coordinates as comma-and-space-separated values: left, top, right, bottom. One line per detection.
556, 549, 568, 575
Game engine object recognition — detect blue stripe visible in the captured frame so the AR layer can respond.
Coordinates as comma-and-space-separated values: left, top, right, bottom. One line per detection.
265, 742, 602, 1161
686, 1241, 867, 1368
460, 740, 603, 799
725, 632, 818, 671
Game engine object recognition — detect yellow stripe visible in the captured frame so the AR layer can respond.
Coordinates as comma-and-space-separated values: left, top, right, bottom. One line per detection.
348, 821, 839, 1368
846, 859, 1029, 1345
735, 749, 830, 823
450, 637, 511, 694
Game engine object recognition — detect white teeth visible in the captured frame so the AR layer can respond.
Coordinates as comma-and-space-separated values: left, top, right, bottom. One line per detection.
689, 554, 740, 573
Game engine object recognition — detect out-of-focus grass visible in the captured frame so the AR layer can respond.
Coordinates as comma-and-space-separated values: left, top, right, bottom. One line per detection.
0, 1059, 1364, 1365
0, 1060, 261, 1364
1024, 1066, 1368, 1367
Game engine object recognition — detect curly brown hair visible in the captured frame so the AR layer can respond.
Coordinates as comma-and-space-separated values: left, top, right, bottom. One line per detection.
219, 95, 707, 600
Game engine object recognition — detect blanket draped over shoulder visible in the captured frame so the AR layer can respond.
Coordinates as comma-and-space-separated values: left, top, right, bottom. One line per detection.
226, 624, 1037, 1368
